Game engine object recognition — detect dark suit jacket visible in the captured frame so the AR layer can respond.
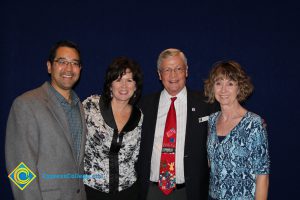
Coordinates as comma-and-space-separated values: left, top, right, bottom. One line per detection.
137, 90, 219, 200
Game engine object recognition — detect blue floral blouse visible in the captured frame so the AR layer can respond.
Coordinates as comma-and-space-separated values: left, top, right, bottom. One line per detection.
207, 111, 270, 200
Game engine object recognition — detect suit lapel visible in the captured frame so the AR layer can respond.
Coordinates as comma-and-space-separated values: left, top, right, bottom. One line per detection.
148, 93, 161, 151
141, 92, 161, 157
184, 90, 193, 154
149, 93, 160, 134
41, 83, 78, 163
78, 103, 86, 165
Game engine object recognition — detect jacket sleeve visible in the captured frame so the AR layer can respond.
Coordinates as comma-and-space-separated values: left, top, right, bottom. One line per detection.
5, 97, 43, 200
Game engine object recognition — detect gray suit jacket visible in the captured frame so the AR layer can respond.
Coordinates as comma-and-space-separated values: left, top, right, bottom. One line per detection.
5, 82, 87, 200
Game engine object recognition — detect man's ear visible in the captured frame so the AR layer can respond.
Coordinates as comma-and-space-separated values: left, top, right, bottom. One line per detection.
158, 70, 162, 80
185, 66, 188, 78
47, 61, 52, 74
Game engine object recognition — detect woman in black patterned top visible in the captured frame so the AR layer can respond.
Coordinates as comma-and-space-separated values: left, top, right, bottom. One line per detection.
83, 56, 143, 200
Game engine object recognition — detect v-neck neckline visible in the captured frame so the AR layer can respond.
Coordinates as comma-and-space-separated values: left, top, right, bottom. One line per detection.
213, 111, 248, 144
99, 97, 141, 134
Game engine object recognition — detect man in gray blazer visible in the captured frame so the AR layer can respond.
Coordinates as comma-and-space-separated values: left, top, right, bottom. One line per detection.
5, 40, 87, 200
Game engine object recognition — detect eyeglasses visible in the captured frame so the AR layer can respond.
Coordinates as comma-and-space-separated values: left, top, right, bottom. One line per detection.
54, 59, 81, 68
159, 66, 186, 74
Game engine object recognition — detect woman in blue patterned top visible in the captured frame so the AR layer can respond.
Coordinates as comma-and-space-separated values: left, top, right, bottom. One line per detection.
204, 60, 270, 200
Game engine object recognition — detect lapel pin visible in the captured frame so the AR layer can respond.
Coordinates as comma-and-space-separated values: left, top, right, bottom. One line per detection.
192, 108, 195, 111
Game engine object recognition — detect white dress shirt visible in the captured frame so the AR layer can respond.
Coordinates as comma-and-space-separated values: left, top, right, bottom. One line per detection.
150, 87, 187, 184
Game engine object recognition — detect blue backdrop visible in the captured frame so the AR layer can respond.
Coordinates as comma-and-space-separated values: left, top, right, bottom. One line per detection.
1, 0, 299, 199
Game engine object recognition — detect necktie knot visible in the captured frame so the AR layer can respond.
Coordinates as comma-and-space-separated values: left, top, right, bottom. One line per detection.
171, 97, 177, 103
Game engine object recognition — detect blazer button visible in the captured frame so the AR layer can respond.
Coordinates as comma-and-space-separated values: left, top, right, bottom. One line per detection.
77, 189, 80, 193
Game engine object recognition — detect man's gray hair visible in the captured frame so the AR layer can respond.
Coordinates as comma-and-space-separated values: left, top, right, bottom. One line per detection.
157, 48, 188, 70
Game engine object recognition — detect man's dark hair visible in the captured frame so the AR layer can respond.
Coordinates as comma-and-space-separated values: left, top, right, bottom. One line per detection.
48, 40, 81, 64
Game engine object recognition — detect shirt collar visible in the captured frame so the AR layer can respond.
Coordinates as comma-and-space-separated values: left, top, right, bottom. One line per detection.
99, 97, 141, 133
162, 86, 187, 103
48, 82, 80, 106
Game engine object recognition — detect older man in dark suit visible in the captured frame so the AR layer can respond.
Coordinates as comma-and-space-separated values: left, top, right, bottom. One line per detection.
138, 48, 218, 200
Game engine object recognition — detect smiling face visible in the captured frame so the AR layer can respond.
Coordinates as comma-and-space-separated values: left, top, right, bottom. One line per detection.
158, 54, 188, 96
47, 47, 81, 97
111, 69, 136, 104
213, 76, 239, 107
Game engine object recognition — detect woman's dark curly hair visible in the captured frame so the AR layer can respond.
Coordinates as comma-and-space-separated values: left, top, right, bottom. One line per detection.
204, 60, 254, 103
102, 56, 143, 106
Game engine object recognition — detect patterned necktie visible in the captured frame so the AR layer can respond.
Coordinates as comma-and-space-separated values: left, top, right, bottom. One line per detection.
159, 97, 177, 195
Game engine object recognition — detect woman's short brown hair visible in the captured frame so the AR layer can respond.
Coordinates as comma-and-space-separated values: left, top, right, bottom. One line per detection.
204, 60, 254, 103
